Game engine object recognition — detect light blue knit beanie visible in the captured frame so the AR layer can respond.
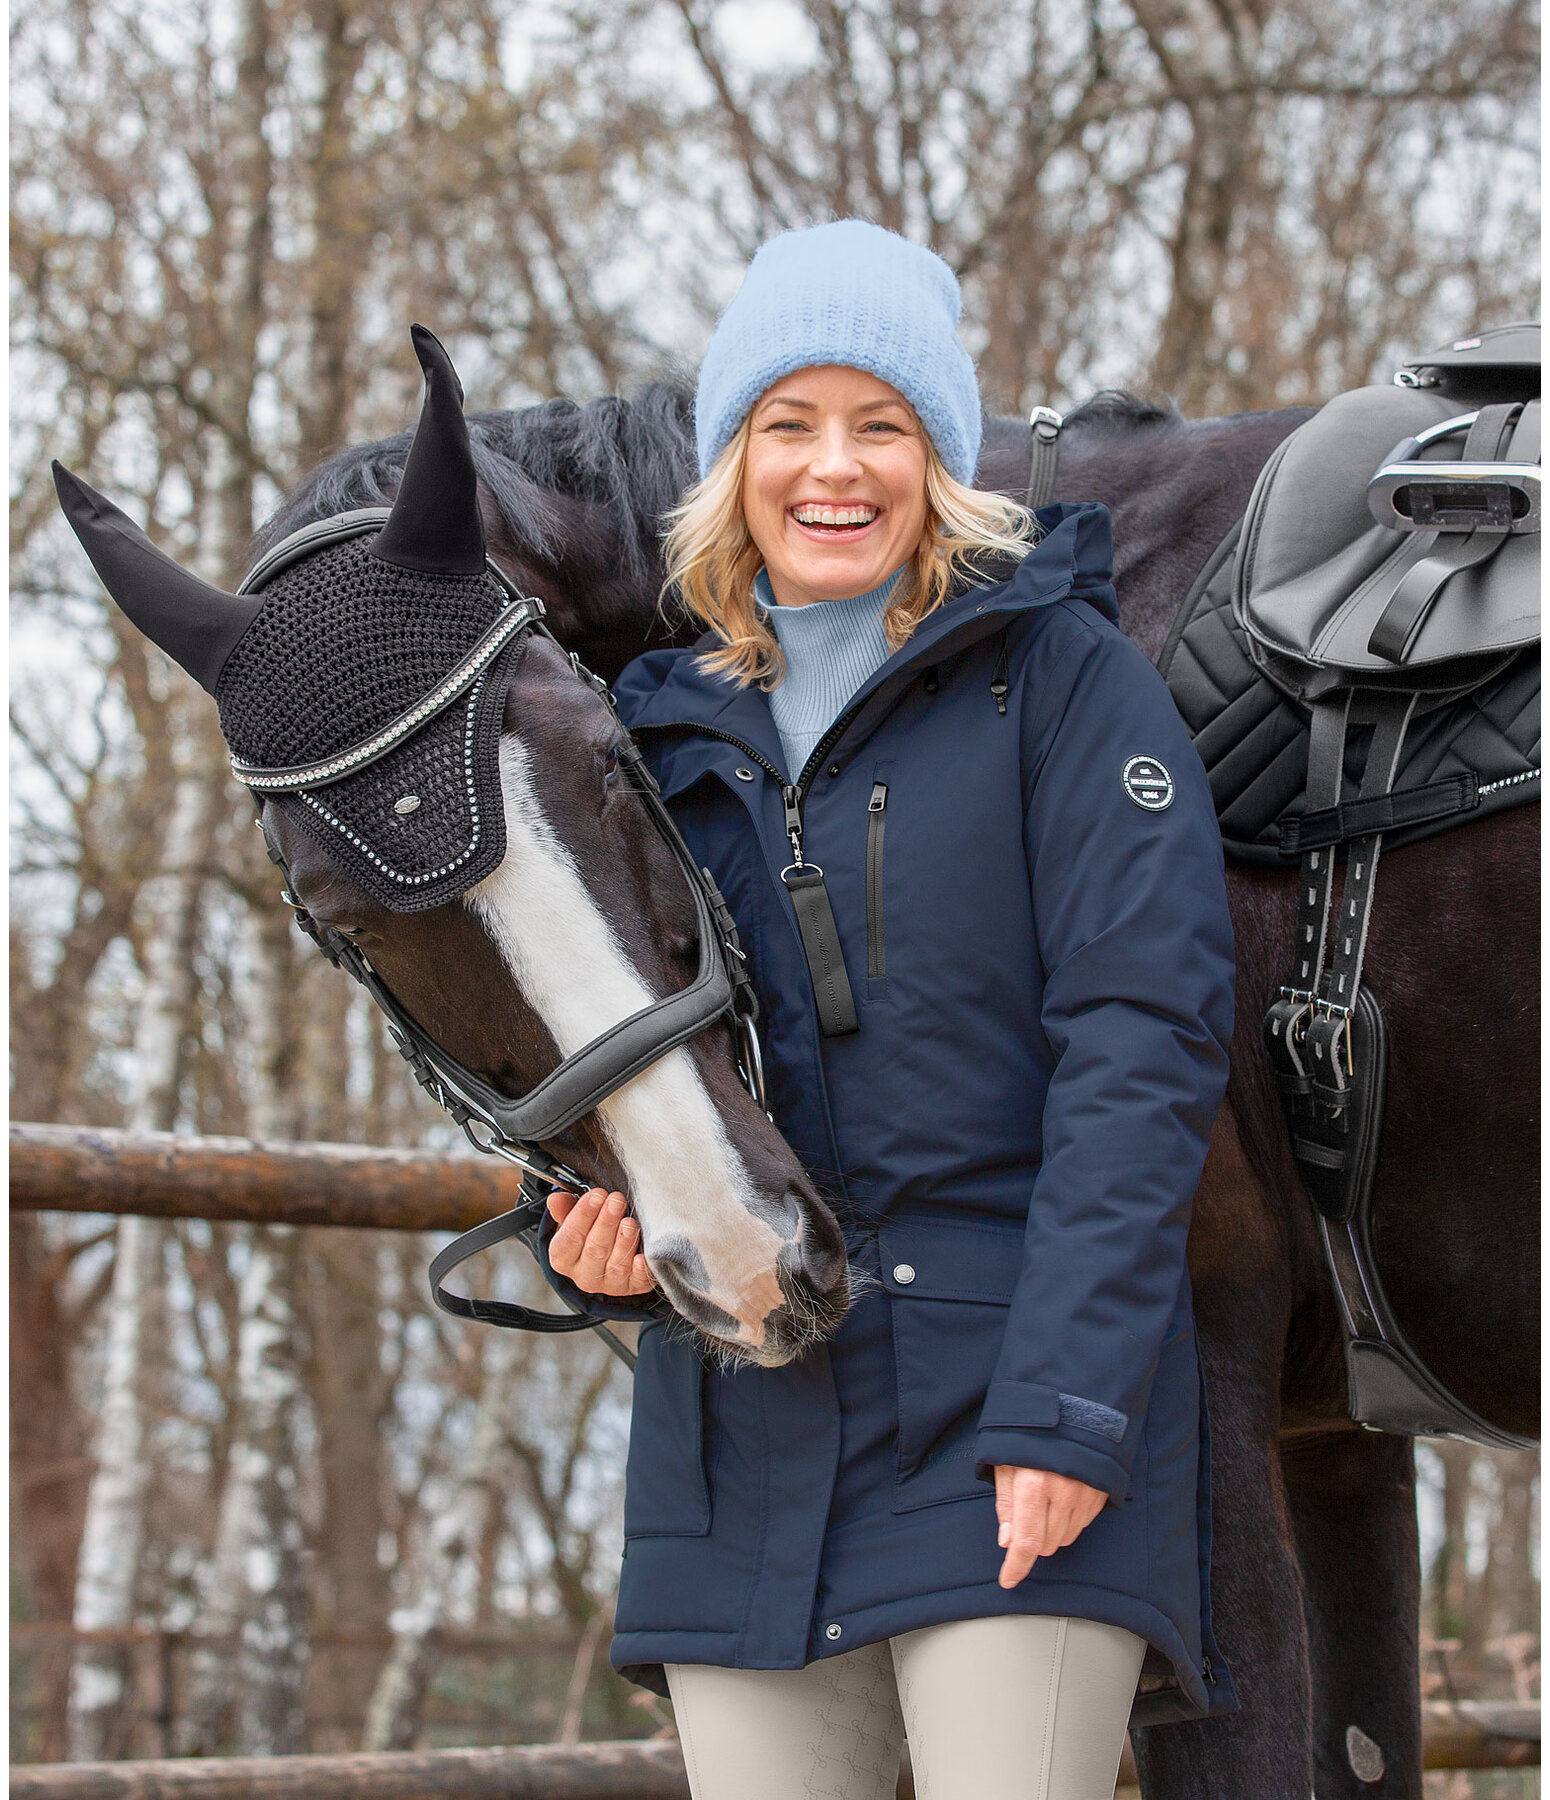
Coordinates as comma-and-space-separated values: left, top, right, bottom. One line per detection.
694, 219, 982, 485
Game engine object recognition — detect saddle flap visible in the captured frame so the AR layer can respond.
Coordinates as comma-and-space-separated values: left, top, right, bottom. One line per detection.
1234, 384, 1540, 700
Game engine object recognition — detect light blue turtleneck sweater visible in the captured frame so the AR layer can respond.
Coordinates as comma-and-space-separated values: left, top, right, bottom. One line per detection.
758, 565, 904, 779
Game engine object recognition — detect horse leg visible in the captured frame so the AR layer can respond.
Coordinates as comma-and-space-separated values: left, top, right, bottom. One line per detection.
1131, 1110, 1315, 1799
1279, 1428, 1422, 1799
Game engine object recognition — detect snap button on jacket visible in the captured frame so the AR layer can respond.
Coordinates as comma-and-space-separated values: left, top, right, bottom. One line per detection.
542, 504, 1239, 1723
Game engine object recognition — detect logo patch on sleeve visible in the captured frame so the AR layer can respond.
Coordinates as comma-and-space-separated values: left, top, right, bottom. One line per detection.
1122, 755, 1174, 811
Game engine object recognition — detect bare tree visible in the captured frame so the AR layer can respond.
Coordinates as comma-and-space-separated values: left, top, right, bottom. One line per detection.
11, 0, 1535, 1759
657, 0, 1537, 411
68, 726, 222, 1759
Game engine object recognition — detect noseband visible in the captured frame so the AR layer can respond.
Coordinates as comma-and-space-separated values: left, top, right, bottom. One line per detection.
235, 509, 766, 1357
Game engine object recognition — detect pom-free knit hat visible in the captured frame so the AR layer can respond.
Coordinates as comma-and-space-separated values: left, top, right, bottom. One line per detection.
694, 219, 982, 484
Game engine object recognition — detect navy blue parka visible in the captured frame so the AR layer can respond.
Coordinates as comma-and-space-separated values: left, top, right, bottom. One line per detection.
543, 503, 1239, 1724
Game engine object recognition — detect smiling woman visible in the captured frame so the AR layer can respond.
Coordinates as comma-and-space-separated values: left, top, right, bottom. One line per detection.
661, 366, 1033, 688
539, 219, 1239, 1800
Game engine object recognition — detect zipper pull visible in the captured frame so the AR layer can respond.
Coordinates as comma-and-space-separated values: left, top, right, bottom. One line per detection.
782, 784, 805, 868
990, 630, 1010, 715
868, 782, 888, 813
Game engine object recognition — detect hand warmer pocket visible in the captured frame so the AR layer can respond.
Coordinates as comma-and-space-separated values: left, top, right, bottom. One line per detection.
623, 1323, 712, 1538
882, 1217, 1024, 1513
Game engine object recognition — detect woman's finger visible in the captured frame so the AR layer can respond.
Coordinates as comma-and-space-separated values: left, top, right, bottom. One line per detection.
627, 1253, 656, 1295
999, 1484, 1051, 1588
549, 1186, 606, 1275
575, 1191, 630, 1284
601, 1213, 641, 1293
994, 1465, 1014, 1540
546, 1187, 578, 1224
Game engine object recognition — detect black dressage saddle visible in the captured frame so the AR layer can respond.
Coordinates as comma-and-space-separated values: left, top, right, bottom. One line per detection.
1164, 324, 1540, 1450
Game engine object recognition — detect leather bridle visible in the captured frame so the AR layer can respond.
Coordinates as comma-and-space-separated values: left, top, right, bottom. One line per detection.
236, 510, 767, 1361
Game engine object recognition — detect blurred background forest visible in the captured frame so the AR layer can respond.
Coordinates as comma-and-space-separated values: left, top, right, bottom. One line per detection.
9, 0, 1540, 1783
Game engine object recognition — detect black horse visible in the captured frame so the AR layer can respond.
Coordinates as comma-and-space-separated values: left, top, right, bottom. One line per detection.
118, 378, 1540, 1798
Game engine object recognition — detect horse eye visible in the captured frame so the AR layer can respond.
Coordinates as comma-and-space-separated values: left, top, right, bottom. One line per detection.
603, 748, 622, 784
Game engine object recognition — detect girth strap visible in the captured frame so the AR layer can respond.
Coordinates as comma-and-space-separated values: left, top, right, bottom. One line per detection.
1310, 692, 1415, 1020
1286, 692, 1414, 1207
1262, 694, 1351, 1096
1367, 405, 1521, 663
1260, 680, 1536, 1449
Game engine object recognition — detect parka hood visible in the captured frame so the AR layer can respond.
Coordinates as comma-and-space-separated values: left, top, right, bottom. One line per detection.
617, 502, 1117, 733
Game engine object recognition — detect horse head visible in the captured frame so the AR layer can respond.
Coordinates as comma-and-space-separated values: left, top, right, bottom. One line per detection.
54, 325, 852, 1367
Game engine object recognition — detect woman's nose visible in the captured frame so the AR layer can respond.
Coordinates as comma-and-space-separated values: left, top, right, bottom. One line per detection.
805, 422, 864, 482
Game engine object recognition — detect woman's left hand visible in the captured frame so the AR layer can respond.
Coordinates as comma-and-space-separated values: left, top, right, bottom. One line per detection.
993, 1466, 1108, 1588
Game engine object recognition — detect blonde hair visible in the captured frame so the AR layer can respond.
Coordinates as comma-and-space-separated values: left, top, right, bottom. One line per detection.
661, 414, 1037, 689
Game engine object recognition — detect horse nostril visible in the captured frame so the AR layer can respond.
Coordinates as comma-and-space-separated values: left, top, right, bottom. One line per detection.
647, 1236, 710, 1298
790, 1190, 847, 1291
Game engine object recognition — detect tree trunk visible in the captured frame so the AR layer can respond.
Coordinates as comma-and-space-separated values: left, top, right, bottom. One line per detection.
1430, 1440, 1477, 1644
69, 753, 217, 1759
179, 885, 309, 1754
1130, 0, 1268, 413
297, 0, 370, 468
177, 1228, 308, 1754
302, 1230, 392, 1748
362, 1332, 522, 1751
10, 1216, 95, 1760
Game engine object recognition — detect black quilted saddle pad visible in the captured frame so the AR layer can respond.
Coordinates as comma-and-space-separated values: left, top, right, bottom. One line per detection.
1161, 523, 1541, 866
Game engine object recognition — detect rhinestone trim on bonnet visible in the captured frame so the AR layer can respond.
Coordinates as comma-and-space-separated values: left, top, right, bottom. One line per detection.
229, 601, 535, 792
295, 676, 489, 886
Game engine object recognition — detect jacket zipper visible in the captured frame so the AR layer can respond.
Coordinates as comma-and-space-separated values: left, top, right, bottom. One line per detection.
632, 687, 888, 870
866, 782, 888, 978
631, 695, 903, 1036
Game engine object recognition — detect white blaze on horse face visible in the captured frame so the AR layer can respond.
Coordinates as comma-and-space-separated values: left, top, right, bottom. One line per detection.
465, 736, 788, 1347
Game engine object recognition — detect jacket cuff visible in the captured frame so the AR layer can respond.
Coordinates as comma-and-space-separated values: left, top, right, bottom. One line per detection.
974, 1380, 1133, 1506
973, 1429, 1129, 1508
978, 1377, 1129, 1443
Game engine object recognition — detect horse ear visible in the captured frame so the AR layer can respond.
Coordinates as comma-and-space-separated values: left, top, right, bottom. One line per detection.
370, 324, 487, 577
52, 462, 264, 695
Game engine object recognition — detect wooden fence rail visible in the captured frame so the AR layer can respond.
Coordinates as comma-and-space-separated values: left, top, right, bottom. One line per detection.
11, 1125, 1540, 1791
9, 1123, 519, 1232
8, 1706, 1541, 1799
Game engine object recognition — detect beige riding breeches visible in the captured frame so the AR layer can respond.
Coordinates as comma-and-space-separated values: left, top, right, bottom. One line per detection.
665, 1613, 1147, 1800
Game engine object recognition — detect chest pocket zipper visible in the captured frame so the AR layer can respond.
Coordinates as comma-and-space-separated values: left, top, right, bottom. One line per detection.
866, 782, 889, 978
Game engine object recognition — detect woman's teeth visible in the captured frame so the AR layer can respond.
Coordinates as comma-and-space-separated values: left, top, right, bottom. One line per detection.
792, 506, 877, 528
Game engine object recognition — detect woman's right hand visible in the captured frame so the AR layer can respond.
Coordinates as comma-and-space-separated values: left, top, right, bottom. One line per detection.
545, 1187, 657, 1297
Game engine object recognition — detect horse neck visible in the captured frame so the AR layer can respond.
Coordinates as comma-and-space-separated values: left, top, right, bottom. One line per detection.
982, 407, 1313, 664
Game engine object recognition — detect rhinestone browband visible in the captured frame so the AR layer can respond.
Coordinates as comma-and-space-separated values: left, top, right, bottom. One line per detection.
230, 598, 541, 792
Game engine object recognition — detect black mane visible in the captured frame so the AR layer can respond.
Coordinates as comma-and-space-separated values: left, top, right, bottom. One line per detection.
259, 380, 1187, 574
255, 379, 698, 587
1062, 389, 1183, 434
253, 377, 1215, 680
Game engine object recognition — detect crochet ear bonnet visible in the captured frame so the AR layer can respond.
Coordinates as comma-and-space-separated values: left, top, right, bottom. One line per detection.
54, 327, 529, 912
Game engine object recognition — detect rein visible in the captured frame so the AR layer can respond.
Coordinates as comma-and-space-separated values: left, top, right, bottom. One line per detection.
237, 511, 768, 1369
